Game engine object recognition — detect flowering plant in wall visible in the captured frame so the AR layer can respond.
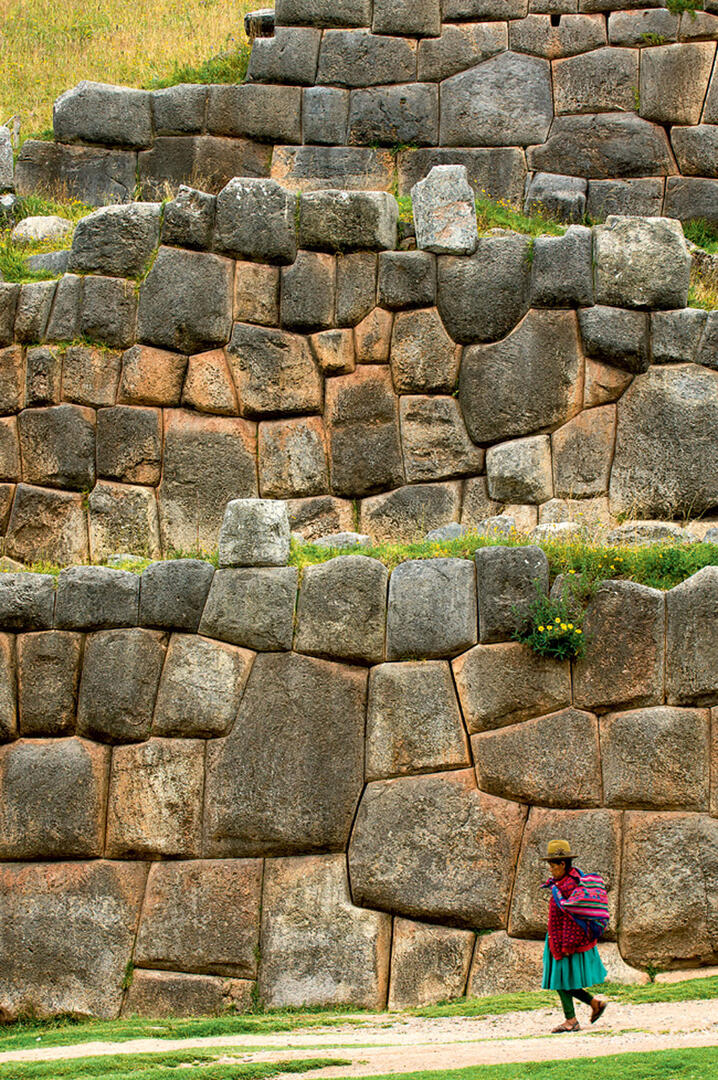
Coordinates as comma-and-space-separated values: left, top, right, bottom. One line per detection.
513, 578, 588, 661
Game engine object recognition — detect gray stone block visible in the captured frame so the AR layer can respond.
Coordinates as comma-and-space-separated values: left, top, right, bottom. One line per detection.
664, 177, 718, 224
15, 141, 137, 207
153, 633, 254, 738
53, 81, 153, 148
528, 113, 675, 178
25, 251, 68, 276
139, 559, 215, 631
68, 203, 160, 278
206, 83, 302, 144
594, 216, 691, 310
386, 557, 477, 660
204, 653, 366, 856
151, 84, 207, 135
487, 435, 553, 504
373, 0, 440, 34
295, 554, 388, 664
361, 482, 462, 543
378, 250, 436, 309
88, 482, 161, 564
271, 145, 394, 193
443, 0, 527, 15
162, 186, 216, 250
218, 499, 290, 568
0, 574, 55, 630
275, 0, 372, 27
312, 531, 371, 549
640, 42, 715, 125
317, 30, 417, 87
474, 545, 549, 644
509, 13, 606, 59
248, 27, 321, 85
460, 308, 583, 443
227, 322, 322, 417
138, 247, 233, 353
18, 404, 95, 491
258, 416, 330, 497
437, 234, 531, 345
390, 307, 460, 393
96, 406, 162, 485
299, 190, 398, 252
552, 404, 616, 499
348, 84, 439, 147
411, 165, 478, 256
578, 305, 650, 373
45, 275, 82, 343
553, 46, 638, 114
426, 522, 471, 541
523, 172, 587, 223
54, 566, 139, 630
325, 366, 404, 497
397, 147, 527, 203
0, 286, 19, 348
441, 51, 553, 147
280, 251, 336, 331
608, 9, 678, 46
336, 251, 377, 325
302, 87, 350, 145
696, 310, 718, 370
671, 125, 718, 178
138, 135, 272, 200
652, 308, 707, 365
366, 661, 470, 780
81, 275, 137, 349
17, 631, 82, 737
214, 177, 297, 265
0, 127, 12, 191
5, 485, 89, 567
586, 178, 665, 220
77, 628, 166, 743
14, 281, 56, 344
399, 395, 483, 482
418, 22, 507, 81
198, 567, 298, 651
531, 225, 594, 307
666, 566, 718, 706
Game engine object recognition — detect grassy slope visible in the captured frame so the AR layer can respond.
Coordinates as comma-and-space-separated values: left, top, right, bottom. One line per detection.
0, 0, 261, 138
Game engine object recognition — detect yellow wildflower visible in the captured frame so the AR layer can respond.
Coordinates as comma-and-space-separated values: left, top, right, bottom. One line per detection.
538, 626, 545, 632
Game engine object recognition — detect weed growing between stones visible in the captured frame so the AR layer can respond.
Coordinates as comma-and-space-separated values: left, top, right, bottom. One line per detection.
512, 581, 587, 661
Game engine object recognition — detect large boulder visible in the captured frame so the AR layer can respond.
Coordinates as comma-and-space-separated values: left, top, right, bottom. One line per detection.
593, 216, 691, 310
349, 769, 526, 928
437, 235, 532, 345
666, 567, 718, 707
259, 854, 391, 1008
218, 498, 290, 569
453, 642, 571, 733
17, 404, 95, 491
440, 51, 553, 146
366, 661, 470, 780
411, 165, 479, 256
467, 932, 543, 996
551, 406, 616, 500
54, 81, 152, 146
360, 482, 462, 543
609, 365, 718, 518
68, 204, 161, 278
640, 41, 716, 125
295, 555, 388, 664
123, 970, 252, 1018
386, 558, 477, 661
138, 247, 234, 354
389, 918, 475, 1008
5, 485, 90, 566
459, 309, 583, 443
214, 177, 297, 264
0, 860, 147, 1019
227, 323, 322, 417
77, 629, 166, 744
474, 545, 549, 645
528, 113, 675, 178
204, 652, 366, 857
198, 567, 297, 652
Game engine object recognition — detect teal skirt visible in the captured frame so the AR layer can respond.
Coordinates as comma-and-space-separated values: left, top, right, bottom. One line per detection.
542, 937, 607, 990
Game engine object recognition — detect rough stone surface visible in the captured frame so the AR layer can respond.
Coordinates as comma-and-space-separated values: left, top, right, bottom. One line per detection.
348, 84, 439, 148
303, 87, 350, 145
473, 707, 601, 807
325, 366, 403, 497
386, 558, 477, 661
123, 971, 253, 1018
259, 416, 329, 498
665, 176, 718, 223
68, 204, 160, 278
214, 177, 297, 265
310, 329, 355, 375
317, 29, 417, 88
486, 435, 553, 504
299, 190, 398, 252
378, 251, 436, 310
20, 405, 94, 494
437, 234, 532, 345
118, 345, 187, 407
0, 738, 110, 858
295, 555, 388, 664
620, 811, 718, 967
0, 634, 15, 742
531, 226, 594, 307
390, 308, 460, 393
441, 51, 553, 146
54, 566, 139, 631
106, 737, 204, 858
272, 146, 394, 193
0, 860, 147, 1020
54, 81, 152, 147
207, 84, 301, 144
453, 642, 571, 733
411, 165, 478, 256
524, 172, 587, 222
227, 323, 322, 417
198, 568, 298, 652
62, 345, 122, 409
573, 580, 665, 713
153, 634, 254, 738
234, 262, 280, 327
81, 276, 137, 349
204, 653, 366, 857
337, 252, 377, 326
182, 350, 237, 415
162, 186, 217, 252
671, 125, 718, 178
460, 309, 583, 442
601, 706, 710, 811
17, 631, 82, 737
594, 216, 691, 311
510, 13, 606, 58
77, 629, 166, 744
15, 141, 138, 207
553, 46, 638, 114
666, 567, 718, 707
528, 113, 675, 178
366, 661, 470, 780
418, 22, 507, 80
134, 859, 262, 976
578, 306, 650, 374
260, 854, 391, 1008
349, 770, 526, 928
587, 178, 665, 220
248, 27, 321, 85
354, 307, 393, 363
400, 396, 483, 483
397, 147, 527, 203
474, 544, 549, 645
609, 365, 718, 518
88, 482, 161, 563
138, 247, 234, 354
14, 281, 56, 344
361, 482, 462, 543
0, 574, 55, 631
5, 486, 89, 567
640, 42, 716, 125
218, 498, 290, 569
508, 807, 622, 937
552, 405, 616, 499
652, 308, 707, 365
139, 559, 215, 632
96, 406, 162, 486
389, 919, 474, 1009
467, 933, 543, 996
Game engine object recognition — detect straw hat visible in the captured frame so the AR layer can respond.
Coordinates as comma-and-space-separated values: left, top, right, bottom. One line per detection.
541, 838, 578, 861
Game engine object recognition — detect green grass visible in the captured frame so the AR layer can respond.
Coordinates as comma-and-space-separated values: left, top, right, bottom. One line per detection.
395, 195, 566, 238
0, 1053, 347, 1079
353, 1048, 718, 1080
145, 41, 250, 90
0, 194, 93, 283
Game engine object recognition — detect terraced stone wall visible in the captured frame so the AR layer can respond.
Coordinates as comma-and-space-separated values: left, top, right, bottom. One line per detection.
14, 0, 718, 223
0, 184, 716, 566
0, 540, 716, 1019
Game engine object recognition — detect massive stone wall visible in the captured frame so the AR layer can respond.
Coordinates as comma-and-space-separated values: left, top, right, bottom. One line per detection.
0, 182, 716, 566
14, 0, 718, 222
0, 512, 716, 1019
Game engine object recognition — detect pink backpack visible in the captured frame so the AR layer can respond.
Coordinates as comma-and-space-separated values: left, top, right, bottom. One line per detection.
551, 869, 610, 940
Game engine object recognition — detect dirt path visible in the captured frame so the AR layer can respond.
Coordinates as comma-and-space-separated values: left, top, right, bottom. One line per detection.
2, 999, 718, 1074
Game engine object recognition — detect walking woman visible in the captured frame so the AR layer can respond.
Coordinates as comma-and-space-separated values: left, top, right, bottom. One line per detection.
541, 839, 608, 1032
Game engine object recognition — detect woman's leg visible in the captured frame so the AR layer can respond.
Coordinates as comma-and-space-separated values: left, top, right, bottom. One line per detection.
571, 988, 608, 1023
552, 990, 580, 1031
571, 989, 593, 1007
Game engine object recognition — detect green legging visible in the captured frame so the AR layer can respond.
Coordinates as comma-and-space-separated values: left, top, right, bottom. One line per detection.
557, 988, 594, 1019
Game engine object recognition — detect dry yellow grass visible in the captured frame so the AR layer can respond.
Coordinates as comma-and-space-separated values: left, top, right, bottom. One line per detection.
0, 0, 265, 138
